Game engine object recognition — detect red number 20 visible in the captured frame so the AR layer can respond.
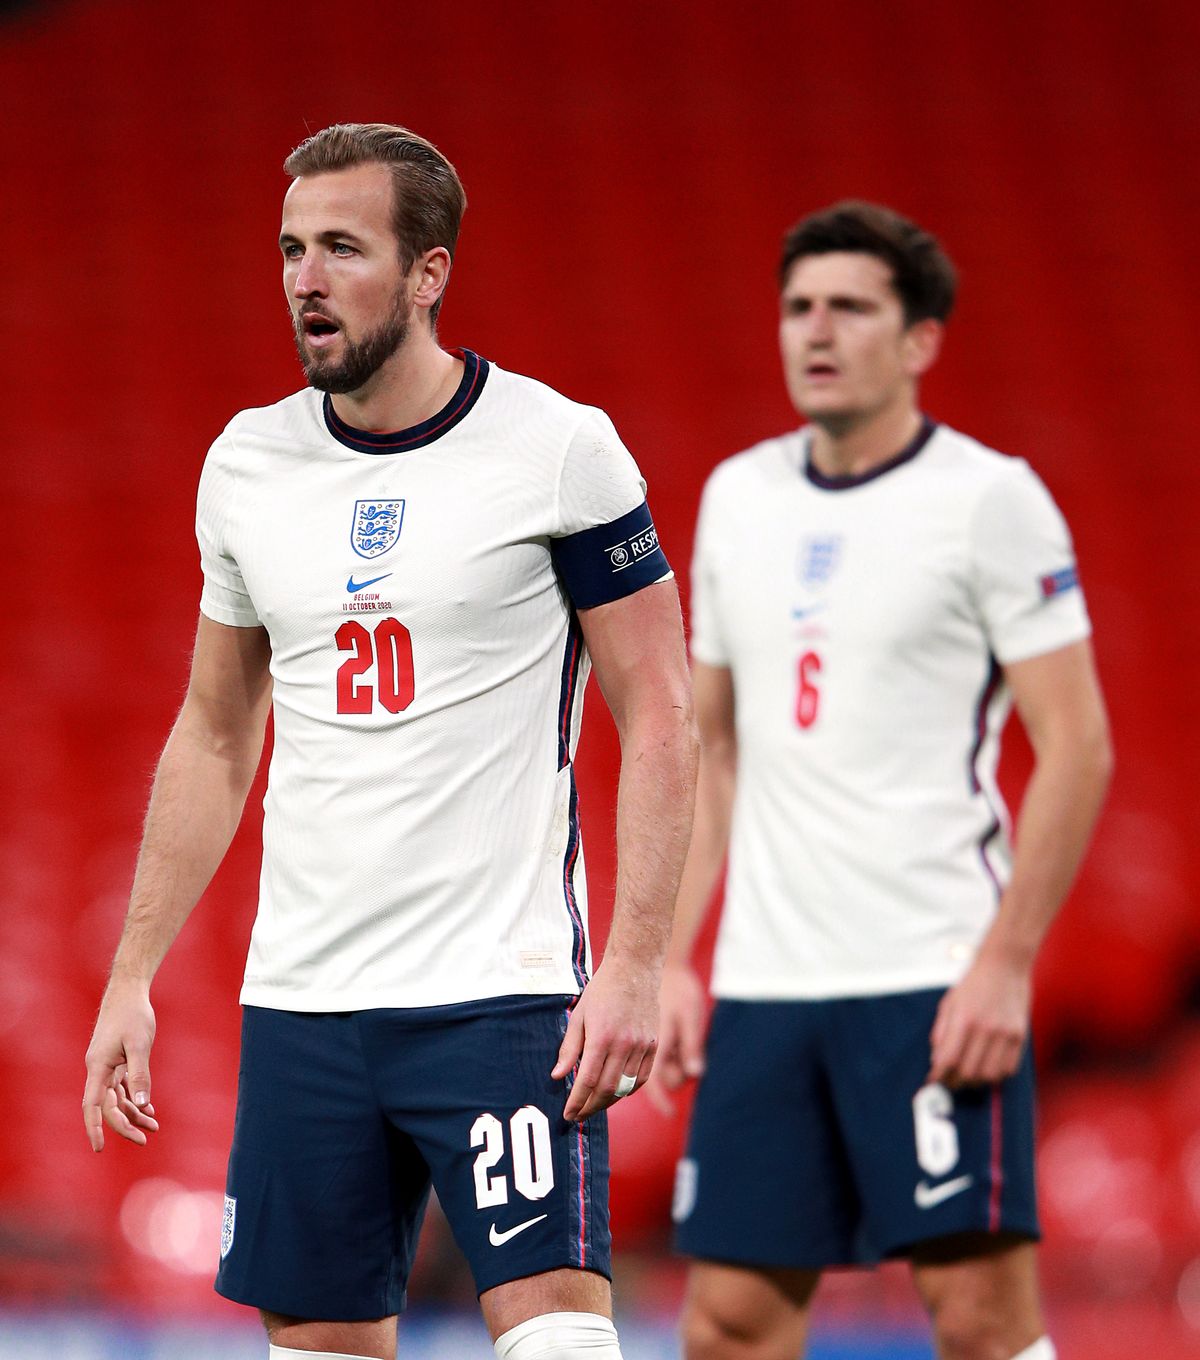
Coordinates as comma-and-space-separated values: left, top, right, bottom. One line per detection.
795, 650, 822, 729
336, 617, 415, 714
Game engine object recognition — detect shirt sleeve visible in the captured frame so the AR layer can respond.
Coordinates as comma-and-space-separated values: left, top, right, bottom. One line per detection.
196, 434, 262, 628
689, 468, 731, 667
968, 459, 1091, 664
550, 407, 672, 609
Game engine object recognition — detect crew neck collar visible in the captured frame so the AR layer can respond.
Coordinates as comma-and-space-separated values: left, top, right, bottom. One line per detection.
322, 348, 489, 455
803, 415, 937, 491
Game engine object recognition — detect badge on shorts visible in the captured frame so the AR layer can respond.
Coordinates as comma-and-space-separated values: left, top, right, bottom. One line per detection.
672, 1157, 698, 1223
221, 1194, 237, 1259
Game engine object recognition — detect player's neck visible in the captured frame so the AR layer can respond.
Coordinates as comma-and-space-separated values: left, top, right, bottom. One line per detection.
328, 332, 462, 435
807, 402, 924, 480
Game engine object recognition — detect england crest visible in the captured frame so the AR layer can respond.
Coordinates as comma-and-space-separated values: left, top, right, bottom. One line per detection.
351, 499, 405, 560
220, 1194, 236, 1260
798, 534, 843, 588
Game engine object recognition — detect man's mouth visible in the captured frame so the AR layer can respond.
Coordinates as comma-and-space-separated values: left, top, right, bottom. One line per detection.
805, 361, 839, 379
301, 312, 342, 347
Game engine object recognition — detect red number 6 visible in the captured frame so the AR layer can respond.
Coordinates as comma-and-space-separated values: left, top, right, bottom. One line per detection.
795, 650, 822, 729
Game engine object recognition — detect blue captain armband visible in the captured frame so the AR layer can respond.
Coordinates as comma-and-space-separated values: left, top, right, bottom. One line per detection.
551, 501, 672, 609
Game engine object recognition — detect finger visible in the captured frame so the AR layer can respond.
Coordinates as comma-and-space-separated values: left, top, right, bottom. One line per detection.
927, 1016, 966, 1086
645, 1073, 675, 1117
678, 999, 707, 1080
951, 1027, 992, 1087
116, 1089, 160, 1132
577, 1049, 645, 1122
928, 994, 954, 1056
563, 1043, 610, 1122
551, 1007, 585, 1082
979, 1033, 1023, 1085
82, 1062, 114, 1151
655, 1041, 685, 1091
101, 1086, 149, 1146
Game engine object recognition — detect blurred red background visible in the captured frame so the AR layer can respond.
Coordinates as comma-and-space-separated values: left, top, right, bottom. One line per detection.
1, 1, 1198, 1354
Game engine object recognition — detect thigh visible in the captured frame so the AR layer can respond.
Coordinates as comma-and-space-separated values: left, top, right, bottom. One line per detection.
479, 1266, 611, 1341
827, 990, 1040, 1259
360, 995, 610, 1297
674, 999, 862, 1269
216, 1007, 430, 1322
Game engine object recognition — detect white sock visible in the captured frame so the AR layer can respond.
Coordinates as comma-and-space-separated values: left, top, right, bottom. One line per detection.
494, 1311, 622, 1358
1011, 1340, 1056, 1360
268, 1347, 380, 1359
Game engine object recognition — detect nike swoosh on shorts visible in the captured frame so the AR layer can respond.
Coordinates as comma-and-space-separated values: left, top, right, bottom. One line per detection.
489, 1213, 549, 1246
914, 1174, 974, 1209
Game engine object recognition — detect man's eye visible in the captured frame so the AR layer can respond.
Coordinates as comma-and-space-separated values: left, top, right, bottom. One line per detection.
332, 243, 354, 256
282, 244, 302, 259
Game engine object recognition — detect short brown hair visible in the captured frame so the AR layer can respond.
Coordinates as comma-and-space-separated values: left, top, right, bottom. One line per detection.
284, 122, 467, 322
778, 200, 957, 325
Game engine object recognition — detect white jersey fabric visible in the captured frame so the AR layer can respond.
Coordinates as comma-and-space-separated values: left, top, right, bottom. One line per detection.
197, 350, 670, 1011
691, 419, 1090, 1000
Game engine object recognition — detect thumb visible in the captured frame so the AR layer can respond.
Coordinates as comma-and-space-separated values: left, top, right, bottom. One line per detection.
124, 1047, 153, 1107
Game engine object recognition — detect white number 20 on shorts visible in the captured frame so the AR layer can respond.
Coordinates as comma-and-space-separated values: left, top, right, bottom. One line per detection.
471, 1106, 555, 1209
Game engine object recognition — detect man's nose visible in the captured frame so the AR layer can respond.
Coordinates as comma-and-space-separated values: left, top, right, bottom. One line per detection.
293, 254, 327, 298
805, 303, 834, 345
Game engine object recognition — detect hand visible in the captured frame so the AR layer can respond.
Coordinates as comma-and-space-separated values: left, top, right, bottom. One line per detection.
927, 952, 1032, 1088
646, 961, 708, 1115
551, 957, 659, 1122
82, 979, 160, 1151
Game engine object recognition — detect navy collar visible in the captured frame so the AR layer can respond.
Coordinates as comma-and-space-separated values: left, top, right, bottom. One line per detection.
323, 348, 489, 454
803, 415, 937, 491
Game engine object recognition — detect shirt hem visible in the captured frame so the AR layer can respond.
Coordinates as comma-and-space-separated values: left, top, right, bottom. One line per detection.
238, 978, 585, 1011
711, 965, 967, 1000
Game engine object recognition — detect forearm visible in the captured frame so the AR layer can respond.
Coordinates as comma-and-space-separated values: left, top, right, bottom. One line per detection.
603, 701, 699, 973
665, 738, 736, 965
980, 721, 1112, 970
109, 709, 263, 987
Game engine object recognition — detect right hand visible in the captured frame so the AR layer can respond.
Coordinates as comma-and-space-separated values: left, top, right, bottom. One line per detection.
646, 961, 708, 1114
82, 979, 160, 1151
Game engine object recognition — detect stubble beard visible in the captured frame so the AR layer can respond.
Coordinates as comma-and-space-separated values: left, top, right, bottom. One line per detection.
293, 292, 410, 395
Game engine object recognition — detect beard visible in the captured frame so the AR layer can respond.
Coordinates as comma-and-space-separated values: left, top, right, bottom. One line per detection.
293, 292, 410, 394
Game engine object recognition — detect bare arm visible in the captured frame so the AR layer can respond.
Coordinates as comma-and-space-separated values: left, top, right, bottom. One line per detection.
928, 637, 1113, 1086
83, 615, 272, 1149
653, 661, 736, 1099
552, 580, 698, 1121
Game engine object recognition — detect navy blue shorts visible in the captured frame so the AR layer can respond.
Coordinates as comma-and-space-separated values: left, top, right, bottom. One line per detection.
214, 997, 609, 1320
673, 990, 1039, 1270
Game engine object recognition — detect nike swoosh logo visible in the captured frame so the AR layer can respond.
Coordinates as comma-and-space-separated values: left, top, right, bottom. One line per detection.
914, 1174, 974, 1209
488, 1214, 548, 1247
346, 573, 392, 593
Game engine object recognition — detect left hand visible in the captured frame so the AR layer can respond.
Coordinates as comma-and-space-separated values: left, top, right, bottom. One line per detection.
927, 953, 1032, 1088
552, 957, 659, 1122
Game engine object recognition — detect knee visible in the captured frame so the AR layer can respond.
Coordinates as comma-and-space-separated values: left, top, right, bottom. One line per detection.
681, 1294, 781, 1360
493, 1311, 622, 1359
929, 1297, 1022, 1360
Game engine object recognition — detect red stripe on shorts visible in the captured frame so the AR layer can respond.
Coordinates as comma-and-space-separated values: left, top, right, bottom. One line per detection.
576, 1122, 587, 1265
989, 1085, 1004, 1231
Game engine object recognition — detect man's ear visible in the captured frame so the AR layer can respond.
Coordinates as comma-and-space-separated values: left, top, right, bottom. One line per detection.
412, 247, 452, 317
903, 317, 944, 377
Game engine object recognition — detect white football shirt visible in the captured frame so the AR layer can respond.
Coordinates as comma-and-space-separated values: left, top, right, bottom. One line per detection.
197, 351, 670, 1010
691, 419, 1091, 999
